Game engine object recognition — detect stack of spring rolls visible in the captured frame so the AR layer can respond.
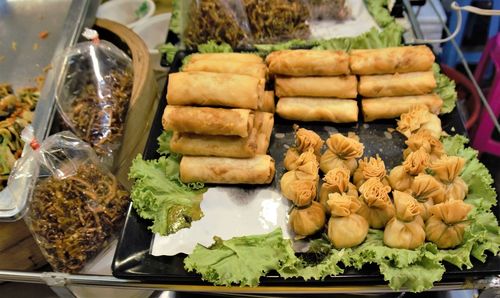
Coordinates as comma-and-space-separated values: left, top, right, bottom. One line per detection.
164, 53, 276, 185
267, 50, 359, 123
353, 45, 444, 121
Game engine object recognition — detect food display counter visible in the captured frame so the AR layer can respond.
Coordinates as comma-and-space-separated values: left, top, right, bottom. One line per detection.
0, 1, 498, 297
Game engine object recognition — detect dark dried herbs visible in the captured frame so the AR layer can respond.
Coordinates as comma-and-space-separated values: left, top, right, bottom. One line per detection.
69, 70, 132, 159
28, 163, 129, 273
243, 0, 311, 43
184, 0, 252, 49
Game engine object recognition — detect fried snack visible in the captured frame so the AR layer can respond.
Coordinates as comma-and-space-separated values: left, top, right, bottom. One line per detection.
362, 94, 443, 122
383, 191, 425, 249
167, 71, 264, 110
180, 155, 275, 184
357, 178, 394, 229
162, 106, 255, 137
259, 91, 275, 113
327, 193, 368, 248
403, 129, 445, 162
319, 168, 358, 210
389, 148, 430, 191
352, 155, 389, 188
277, 97, 358, 123
425, 200, 472, 249
289, 201, 326, 239
188, 53, 264, 64
359, 71, 436, 97
350, 45, 435, 75
276, 76, 357, 98
429, 156, 468, 202
320, 133, 364, 174
397, 105, 442, 139
183, 59, 267, 79
266, 50, 350, 76
410, 173, 445, 220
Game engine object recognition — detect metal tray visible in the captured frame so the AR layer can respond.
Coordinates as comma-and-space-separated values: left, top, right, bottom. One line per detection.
112, 51, 500, 288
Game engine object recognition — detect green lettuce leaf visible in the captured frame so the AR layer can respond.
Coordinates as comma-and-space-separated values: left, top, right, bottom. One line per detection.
314, 23, 403, 51
364, 0, 395, 27
184, 228, 293, 286
170, 0, 181, 34
433, 64, 458, 114
197, 41, 233, 53
157, 43, 178, 65
129, 132, 206, 235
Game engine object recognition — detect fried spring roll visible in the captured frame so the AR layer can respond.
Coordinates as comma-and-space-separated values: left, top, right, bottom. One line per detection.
359, 71, 437, 97
266, 50, 350, 76
255, 112, 274, 154
167, 71, 264, 109
276, 76, 357, 98
350, 46, 435, 75
259, 91, 275, 113
180, 155, 276, 184
170, 131, 258, 158
362, 94, 443, 121
276, 97, 358, 123
162, 106, 254, 137
183, 60, 267, 79
188, 53, 264, 64
169, 112, 273, 157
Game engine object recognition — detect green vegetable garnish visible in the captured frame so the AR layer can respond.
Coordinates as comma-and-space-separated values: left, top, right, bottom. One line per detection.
129, 131, 206, 236
433, 64, 458, 114
157, 43, 178, 65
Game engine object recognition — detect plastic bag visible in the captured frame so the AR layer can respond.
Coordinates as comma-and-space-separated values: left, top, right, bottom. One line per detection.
306, 0, 351, 21
54, 30, 133, 168
242, 0, 311, 44
181, 0, 253, 49
8, 126, 130, 273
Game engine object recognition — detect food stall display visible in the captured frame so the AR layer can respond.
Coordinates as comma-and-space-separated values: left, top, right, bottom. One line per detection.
0, 0, 498, 296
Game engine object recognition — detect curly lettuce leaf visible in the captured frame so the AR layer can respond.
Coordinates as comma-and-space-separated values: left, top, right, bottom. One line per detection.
314, 23, 403, 51
197, 41, 233, 53
364, 0, 395, 27
184, 228, 292, 286
157, 43, 178, 65
129, 132, 206, 235
170, 0, 181, 34
433, 64, 458, 114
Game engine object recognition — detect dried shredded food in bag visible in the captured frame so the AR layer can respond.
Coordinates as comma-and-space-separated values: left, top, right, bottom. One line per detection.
242, 0, 310, 43
183, 0, 253, 49
28, 163, 129, 273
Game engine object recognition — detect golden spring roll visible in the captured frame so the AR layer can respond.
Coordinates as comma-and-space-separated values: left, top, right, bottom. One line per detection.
259, 91, 275, 113
180, 155, 276, 184
255, 112, 274, 154
350, 46, 435, 75
170, 130, 258, 158
359, 71, 436, 97
276, 76, 357, 98
266, 50, 350, 76
188, 53, 264, 64
162, 106, 254, 137
276, 97, 358, 123
167, 71, 264, 109
362, 94, 443, 121
183, 60, 267, 79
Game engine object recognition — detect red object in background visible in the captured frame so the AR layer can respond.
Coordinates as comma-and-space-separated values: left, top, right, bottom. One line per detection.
471, 33, 500, 156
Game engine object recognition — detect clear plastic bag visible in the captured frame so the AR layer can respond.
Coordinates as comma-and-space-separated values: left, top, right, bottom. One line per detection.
181, 0, 253, 49
54, 31, 133, 167
306, 0, 351, 21
7, 126, 130, 273
242, 0, 311, 44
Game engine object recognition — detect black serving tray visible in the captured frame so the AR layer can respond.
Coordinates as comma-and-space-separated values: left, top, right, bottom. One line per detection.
112, 51, 500, 288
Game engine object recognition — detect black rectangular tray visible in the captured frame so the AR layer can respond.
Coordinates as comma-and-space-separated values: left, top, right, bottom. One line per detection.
112, 51, 500, 288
